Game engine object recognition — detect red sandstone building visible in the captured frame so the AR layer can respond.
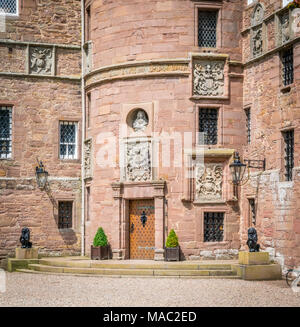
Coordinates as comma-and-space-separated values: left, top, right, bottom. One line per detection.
0, 0, 299, 270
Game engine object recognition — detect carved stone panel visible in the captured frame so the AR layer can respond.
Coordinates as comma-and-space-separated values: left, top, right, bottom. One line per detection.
280, 11, 290, 44
126, 140, 151, 182
195, 163, 223, 201
83, 41, 93, 75
193, 60, 225, 96
251, 4, 264, 26
29, 46, 53, 75
252, 26, 263, 57
84, 139, 92, 179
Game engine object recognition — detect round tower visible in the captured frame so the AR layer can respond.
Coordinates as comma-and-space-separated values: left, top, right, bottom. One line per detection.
83, 0, 244, 261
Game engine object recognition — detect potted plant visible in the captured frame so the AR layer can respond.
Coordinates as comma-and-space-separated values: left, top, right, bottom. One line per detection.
165, 229, 180, 261
91, 227, 110, 260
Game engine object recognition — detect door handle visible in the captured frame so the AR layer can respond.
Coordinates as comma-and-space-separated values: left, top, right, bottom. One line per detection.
130, 223, 134, 233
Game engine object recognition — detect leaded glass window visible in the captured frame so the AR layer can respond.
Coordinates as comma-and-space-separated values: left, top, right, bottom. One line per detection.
198, 10, 217, 47
282, 47, 294, 86
58, 201, 73, 229
0, 0, 18, 15
283, 130, 294, 181
59, 121, 78, 160
0, 106, 12, 159
204, 212, 224, 242
199, 108, 218, 145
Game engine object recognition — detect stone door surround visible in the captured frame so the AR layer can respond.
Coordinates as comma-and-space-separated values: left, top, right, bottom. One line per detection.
111, 180, 165, 261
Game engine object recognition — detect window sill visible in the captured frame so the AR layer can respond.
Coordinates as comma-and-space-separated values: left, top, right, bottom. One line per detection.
59, 159, 81, 164
280, 83, 294, 94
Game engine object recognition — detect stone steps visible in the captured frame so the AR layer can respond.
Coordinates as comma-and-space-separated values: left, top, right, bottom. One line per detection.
38, 258, 234, 271
17, 268, 241, 279
27, 263, 239, 277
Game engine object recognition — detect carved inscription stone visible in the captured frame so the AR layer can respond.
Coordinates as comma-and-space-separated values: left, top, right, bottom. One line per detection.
84, 139, 92, 179
193, 60, 225, 96
126, 141, 151, 182
195, 164, 223, 201
29, 47, 53, 75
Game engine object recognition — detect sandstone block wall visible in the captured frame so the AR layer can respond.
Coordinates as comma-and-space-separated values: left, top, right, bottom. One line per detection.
0, 0, 82, 266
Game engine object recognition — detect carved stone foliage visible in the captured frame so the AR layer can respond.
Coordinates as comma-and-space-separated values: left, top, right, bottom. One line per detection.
193, 60, 225, 96
84, 139, 92, 179
251, 4, 264, 26
29, 47, 53, 75
195, 164, 223, 201
126, 141, 151, 182
252, 27, 263, 57
280, 11, 290, 44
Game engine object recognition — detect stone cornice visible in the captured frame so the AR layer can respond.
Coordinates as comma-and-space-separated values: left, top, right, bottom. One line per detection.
0, 39, 81, 50
84, 59, 190, 89
0, 72, 81, 81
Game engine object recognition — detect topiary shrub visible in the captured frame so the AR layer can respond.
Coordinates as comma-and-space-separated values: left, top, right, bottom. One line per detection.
287, 0, 300, 9
166, 229, 179, 248
93, 227, 108, 247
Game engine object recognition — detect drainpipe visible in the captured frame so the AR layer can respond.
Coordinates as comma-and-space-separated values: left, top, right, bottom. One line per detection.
80, 0, 86, 257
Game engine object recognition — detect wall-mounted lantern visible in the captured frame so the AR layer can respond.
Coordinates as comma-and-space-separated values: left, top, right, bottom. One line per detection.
229, 152, 266, 186
35, 160, 48, 189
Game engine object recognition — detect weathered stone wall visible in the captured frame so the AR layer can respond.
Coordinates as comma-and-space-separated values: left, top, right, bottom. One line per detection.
241, 0, 300, 270
0, 0, 82, 267
0, 0, 81, 45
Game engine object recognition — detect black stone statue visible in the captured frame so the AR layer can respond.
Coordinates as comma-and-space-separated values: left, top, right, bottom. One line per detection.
247, 227, 260, 252
20, 227, 32, 248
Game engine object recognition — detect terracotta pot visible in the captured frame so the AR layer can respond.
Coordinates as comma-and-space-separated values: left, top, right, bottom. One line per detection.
165, 246, 180, 261
91, 245, 110, 260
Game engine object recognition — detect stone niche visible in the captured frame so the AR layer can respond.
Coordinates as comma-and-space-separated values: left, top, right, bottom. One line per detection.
84, 139, 92, 179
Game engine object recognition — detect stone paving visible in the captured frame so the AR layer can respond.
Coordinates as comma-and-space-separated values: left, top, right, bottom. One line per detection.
0, 272, 300, 307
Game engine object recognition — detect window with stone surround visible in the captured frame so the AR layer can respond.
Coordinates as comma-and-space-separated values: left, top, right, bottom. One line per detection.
248, 198, 256, 226
86, 93, 91, 131
245, 108, 251, 144
0, 0, 18, 16
86, 186, 90, 222
199, 108, 218, 145
282, 129, 294, 181
204, 212, 224, 242
281, 47, 294, 86
198, 10, 218, 48
0, 106, 12, 159
85, 4, 91, 42
58, 201, 73, 229
59, 121, 78, 160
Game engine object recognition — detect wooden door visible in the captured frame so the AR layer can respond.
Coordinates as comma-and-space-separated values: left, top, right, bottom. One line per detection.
129, 200, 155, 260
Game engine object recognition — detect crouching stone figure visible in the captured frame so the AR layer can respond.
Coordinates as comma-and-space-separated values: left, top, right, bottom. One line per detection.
247, 227, 260, 252
20, 227, 32, 248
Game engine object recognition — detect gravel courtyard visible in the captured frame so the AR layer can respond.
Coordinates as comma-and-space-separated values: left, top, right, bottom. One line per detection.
0, 272, 300, 307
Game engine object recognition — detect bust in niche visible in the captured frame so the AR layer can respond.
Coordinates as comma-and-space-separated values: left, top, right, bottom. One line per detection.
132, 110, 148, 132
